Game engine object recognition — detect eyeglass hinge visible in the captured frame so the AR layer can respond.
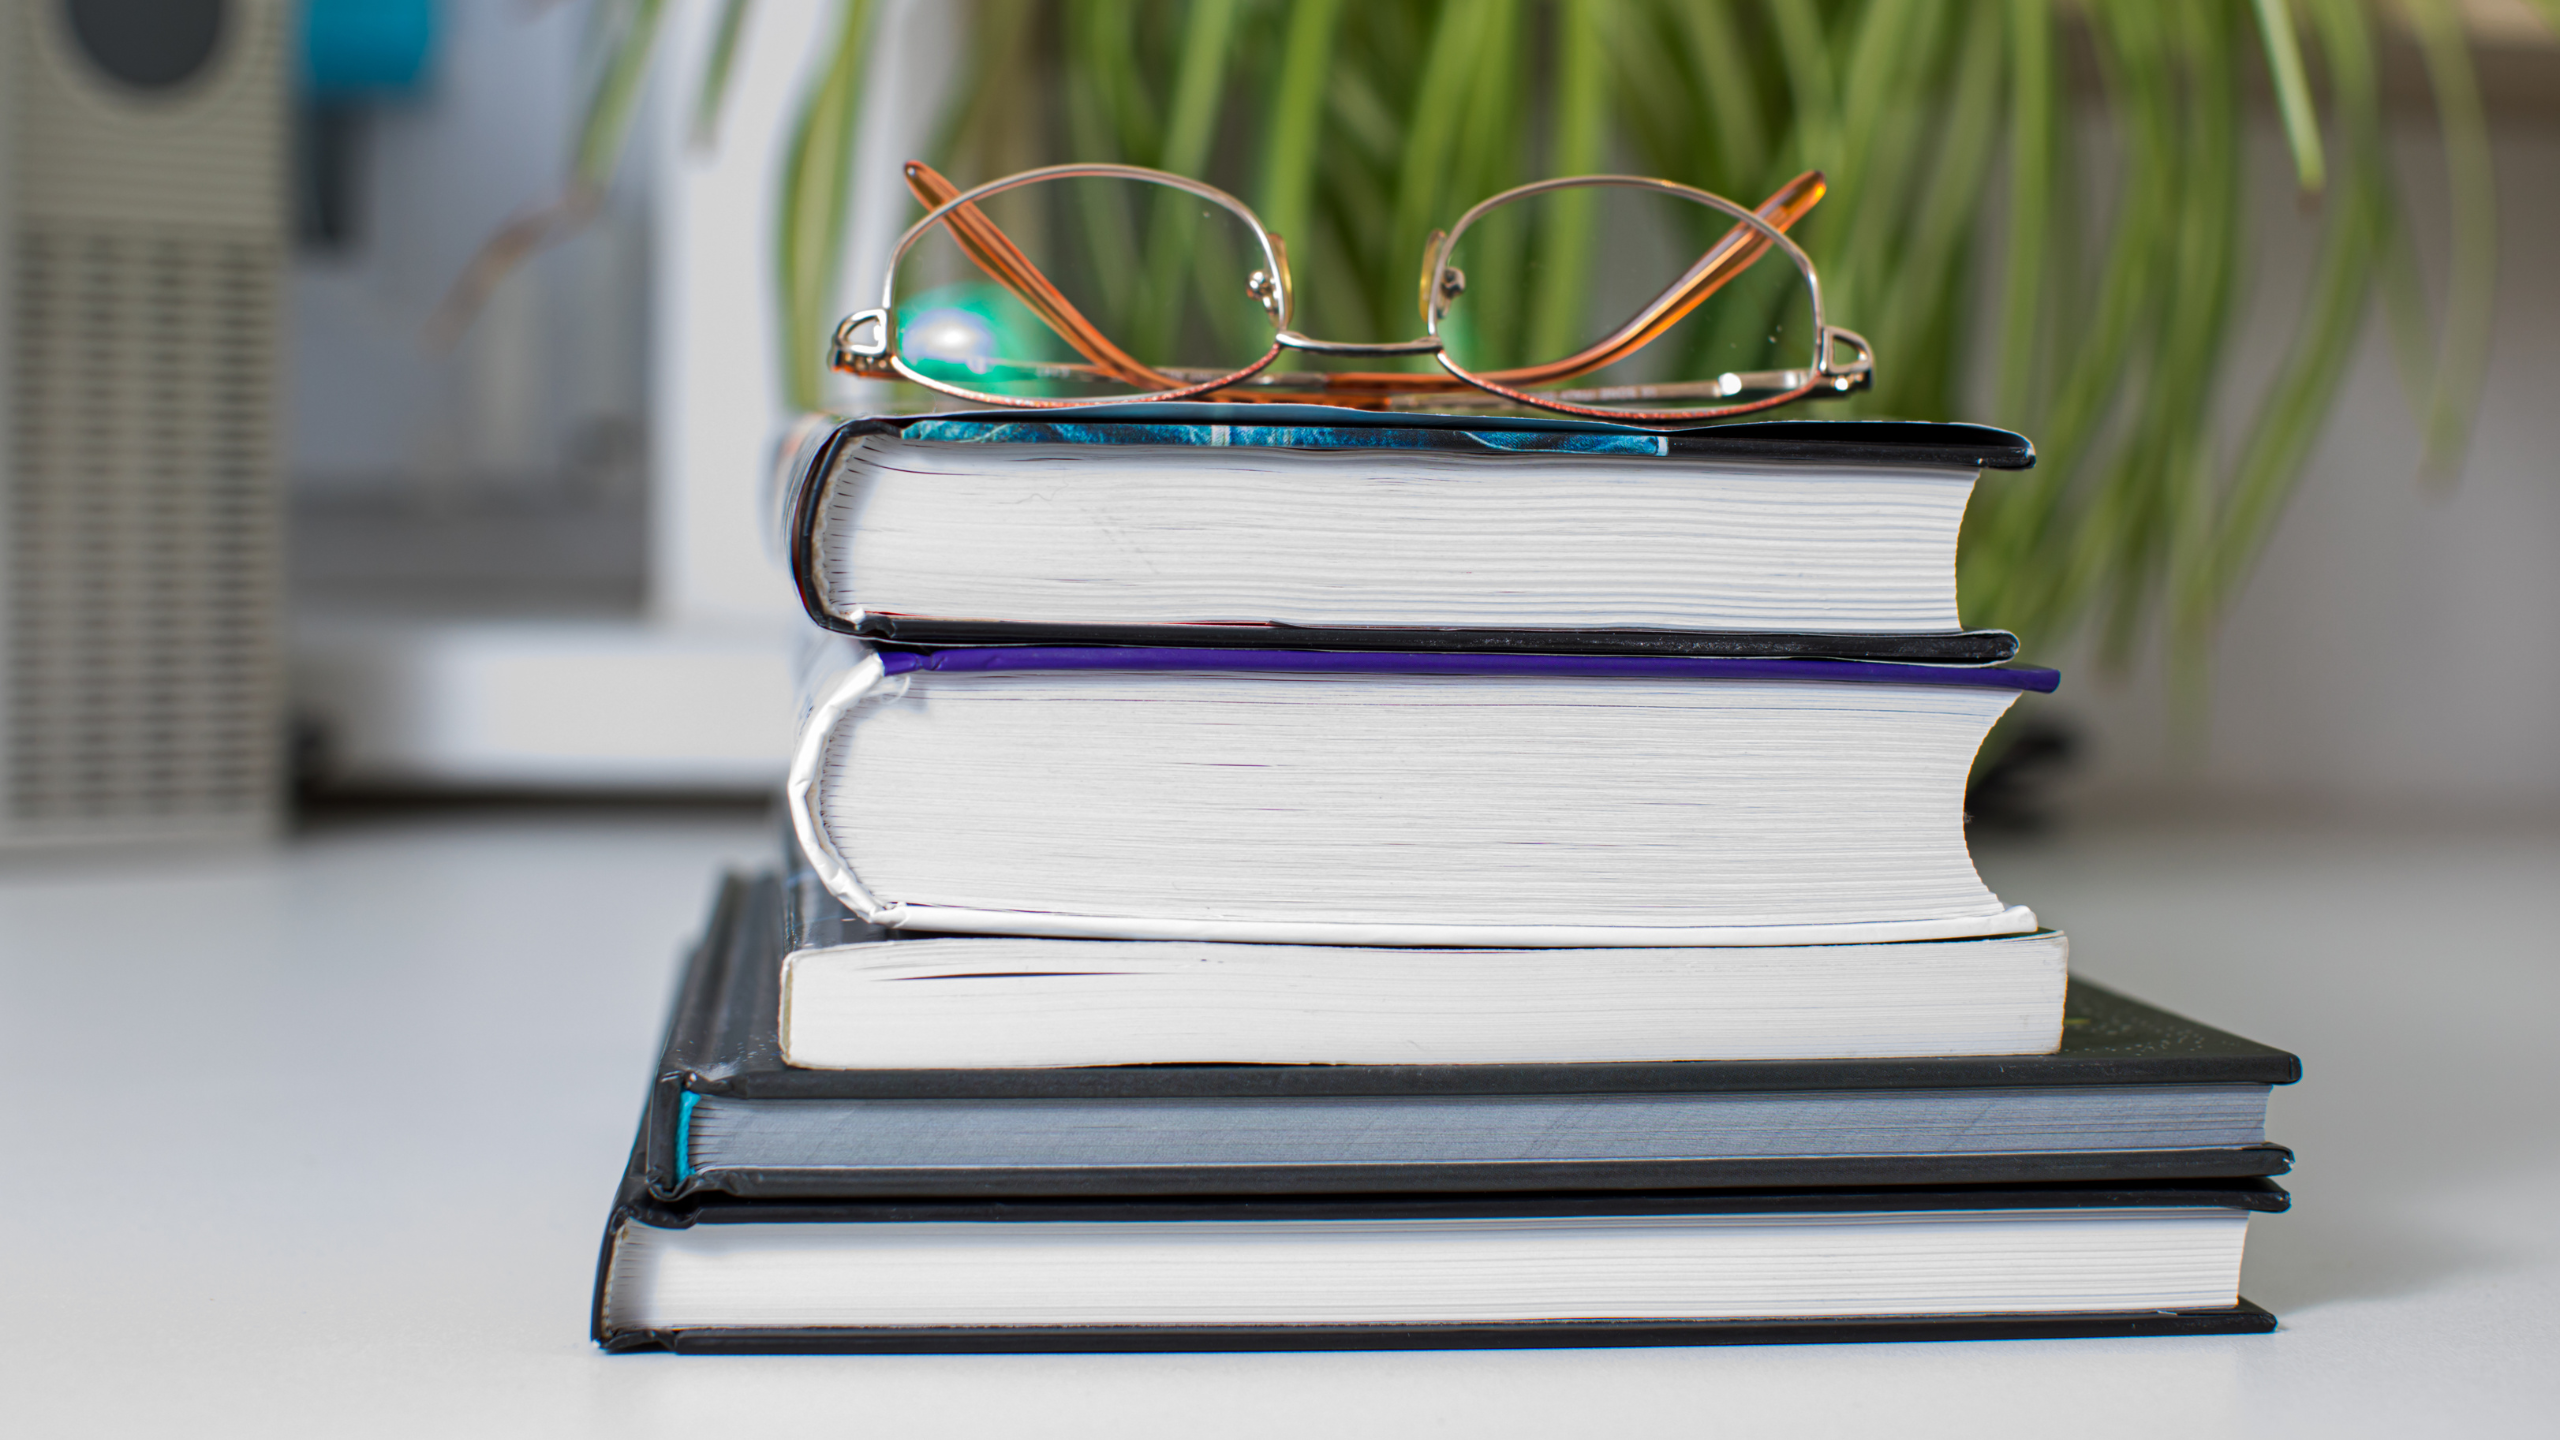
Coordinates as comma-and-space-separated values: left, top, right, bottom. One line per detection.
833, 309, 892, 368
1820, 326, 1875, 391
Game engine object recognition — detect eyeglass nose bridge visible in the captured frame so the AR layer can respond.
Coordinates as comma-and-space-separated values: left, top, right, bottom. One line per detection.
1272, 332, 1444, 357
1252, 222, 1457, 356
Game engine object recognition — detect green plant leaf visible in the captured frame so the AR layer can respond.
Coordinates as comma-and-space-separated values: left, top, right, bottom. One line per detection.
1870, 0, 2003, 423
537, 0, 2501, 726
689, 0, 754, 149
775, 0, 878, 412
2402, 0, 2496, 491
2130, 0, 2244, 672
929, 0, 1043, 180
1991, 0, 2054, 430
1444, 0, 1527, 355
1665, 0, 1767, 194
1524, 0, 1609, 362
1768, 0, 1839, 175
2191, 0, 2386, 630
1155, 0, 1240, 179
1132, 0, 1242, 358
1258, 0, 1347, 268
574, 0, 670, 190
2248, 0, 2325, 194
1390, 0, 1494, 316
1967, 1, 2177, 643
1083, 0, 1162, 163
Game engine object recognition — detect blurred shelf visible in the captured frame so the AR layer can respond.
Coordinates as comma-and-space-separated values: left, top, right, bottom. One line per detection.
291, 614, 795, 794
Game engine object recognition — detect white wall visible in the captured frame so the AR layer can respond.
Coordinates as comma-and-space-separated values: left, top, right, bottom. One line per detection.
2031, 116, 2560, 817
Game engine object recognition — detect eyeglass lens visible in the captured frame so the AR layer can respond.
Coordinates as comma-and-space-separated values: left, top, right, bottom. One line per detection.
1436, 184, 1818, 414
890, 175, 1276, 400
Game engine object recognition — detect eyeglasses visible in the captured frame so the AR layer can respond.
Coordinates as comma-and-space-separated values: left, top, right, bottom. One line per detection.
830, 161, 1874, 428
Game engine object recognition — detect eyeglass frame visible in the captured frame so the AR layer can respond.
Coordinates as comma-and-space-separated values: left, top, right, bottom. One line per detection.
831, 161, 1873, 427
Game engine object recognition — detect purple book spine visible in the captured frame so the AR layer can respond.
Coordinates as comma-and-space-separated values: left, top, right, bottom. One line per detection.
878, 646, 2060, 693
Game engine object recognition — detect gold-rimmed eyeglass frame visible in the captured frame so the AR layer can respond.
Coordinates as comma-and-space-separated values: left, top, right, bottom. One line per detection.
830, 161, 1873, 428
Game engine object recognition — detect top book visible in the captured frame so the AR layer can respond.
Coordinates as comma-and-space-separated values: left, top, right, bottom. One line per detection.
782, 403, 2034, 663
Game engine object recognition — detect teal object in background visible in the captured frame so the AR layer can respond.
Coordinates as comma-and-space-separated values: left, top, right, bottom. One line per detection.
302, 0, 436, 99
896, 281, 1072, 392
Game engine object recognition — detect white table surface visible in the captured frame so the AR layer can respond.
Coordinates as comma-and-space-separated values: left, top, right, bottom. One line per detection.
4, 808, 2553, 1438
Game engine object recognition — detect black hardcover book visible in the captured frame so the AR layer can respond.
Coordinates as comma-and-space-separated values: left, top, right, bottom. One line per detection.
592, 1133, 2286, 1353
639, 874, 2299, 1201
782, 406, 2030, 663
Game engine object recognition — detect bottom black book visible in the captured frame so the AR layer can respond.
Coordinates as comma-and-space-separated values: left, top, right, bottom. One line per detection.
594, 1142, 2285, 1353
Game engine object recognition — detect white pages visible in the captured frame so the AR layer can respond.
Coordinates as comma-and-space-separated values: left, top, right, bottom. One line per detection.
603, 1206, 2249, 1331
814, 436, 1981, 632
780, 931, 2069, 1068
787, 645, 2036, 946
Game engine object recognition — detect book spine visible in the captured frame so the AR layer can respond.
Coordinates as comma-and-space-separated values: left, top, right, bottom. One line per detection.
786, 648, 901, 928
643, 875, 750, 1197
655, 874, 749, 1076
786, 418, 894, 634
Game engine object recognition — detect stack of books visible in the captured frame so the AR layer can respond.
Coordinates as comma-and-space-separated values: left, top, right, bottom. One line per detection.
591, 405, 2298, 1353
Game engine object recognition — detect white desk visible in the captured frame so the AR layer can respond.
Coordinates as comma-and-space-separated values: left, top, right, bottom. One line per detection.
5, 809, 2553, 1437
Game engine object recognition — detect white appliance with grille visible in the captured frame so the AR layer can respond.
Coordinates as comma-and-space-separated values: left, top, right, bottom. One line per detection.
0, 0, 286, 845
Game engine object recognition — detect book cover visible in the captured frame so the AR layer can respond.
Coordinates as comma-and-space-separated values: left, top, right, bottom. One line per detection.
593, 1132, 2286, 1354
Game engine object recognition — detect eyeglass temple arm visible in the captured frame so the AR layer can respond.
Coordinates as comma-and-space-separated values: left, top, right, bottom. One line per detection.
890, 162, 1181, 391
1476, 170, 1826, 389
1229, 172, 1828, 403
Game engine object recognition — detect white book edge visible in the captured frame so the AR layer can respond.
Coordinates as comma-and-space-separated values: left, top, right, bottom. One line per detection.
605, 1207, 2250, 1331
813, 437, 1984, 633
777, 930, 2070, 1068
786, 647, 2034, 948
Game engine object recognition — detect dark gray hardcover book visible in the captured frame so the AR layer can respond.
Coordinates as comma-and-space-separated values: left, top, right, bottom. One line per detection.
637, 873, 2298, 1201
592, 1127, 2287, 1354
